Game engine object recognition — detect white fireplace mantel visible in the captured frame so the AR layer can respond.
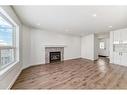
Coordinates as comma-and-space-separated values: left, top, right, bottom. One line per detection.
44, 45, 67, 47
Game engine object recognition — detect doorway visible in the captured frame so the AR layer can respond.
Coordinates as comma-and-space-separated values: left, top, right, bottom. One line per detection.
94, 32, 110, 63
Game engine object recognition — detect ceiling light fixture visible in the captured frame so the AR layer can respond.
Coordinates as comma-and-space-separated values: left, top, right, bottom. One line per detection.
92, 14, 97, 17
108, 26, 113, 28
37, 23, 40, 26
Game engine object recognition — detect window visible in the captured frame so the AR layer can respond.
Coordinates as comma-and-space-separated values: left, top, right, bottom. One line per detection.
100, 41, 105, 49
0, 8, 19, 70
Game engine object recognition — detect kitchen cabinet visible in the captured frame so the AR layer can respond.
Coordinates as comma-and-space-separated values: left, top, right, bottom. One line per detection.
113, 30, 121, 44
112, 29, 127, 66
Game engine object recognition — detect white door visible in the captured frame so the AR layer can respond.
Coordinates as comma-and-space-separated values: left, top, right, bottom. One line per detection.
121, 52, 127, 66
113, 52, 121, 65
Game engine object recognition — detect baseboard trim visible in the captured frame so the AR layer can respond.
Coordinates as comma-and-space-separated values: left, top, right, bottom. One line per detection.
64, 57, 82, 61
22, 63, 45, 71
22, 58, 81, 70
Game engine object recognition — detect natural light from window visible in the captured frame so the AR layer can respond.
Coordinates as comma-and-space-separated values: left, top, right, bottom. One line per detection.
100, 42, 105, 49
0, 9, 18, 70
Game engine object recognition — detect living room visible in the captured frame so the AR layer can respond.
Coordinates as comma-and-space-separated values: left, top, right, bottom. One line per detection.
0, 4, 127, 91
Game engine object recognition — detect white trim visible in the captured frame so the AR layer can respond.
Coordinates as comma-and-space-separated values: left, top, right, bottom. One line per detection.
81, 57, 95, 61
0, 7, 17, 26
44, 45, 67, 47
22, 63, 44, 70
0, 7, 20, 73
0, 6, 21, 89
22, 58, 81, 70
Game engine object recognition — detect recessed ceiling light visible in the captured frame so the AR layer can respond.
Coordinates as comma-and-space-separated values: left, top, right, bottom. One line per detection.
37, 23, 40, 26
108, 26, 113, 28
92, 14, 97, 17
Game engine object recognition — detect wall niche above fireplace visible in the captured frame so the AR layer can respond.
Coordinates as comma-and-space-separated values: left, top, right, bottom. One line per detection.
45, 47, 64, 63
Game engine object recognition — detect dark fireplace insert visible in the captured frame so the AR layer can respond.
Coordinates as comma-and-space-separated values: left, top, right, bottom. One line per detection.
50, 51, 61, 63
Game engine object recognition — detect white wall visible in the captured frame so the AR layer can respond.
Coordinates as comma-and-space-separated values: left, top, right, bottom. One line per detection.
81, 34, 95, 60
29, 29, 81, 66
110, 31, 114, 63
22, 26, 31, 69
0, 6, 22, 89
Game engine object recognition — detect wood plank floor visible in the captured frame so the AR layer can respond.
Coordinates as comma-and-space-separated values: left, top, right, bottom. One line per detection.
11, 58, 127, 89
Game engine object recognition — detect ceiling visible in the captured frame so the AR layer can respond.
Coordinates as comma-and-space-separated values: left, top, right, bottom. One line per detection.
13, 6, 127, 36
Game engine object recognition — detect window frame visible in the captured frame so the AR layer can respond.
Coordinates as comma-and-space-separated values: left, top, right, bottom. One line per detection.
99, 41, 105, 50
0, 7, 19, 70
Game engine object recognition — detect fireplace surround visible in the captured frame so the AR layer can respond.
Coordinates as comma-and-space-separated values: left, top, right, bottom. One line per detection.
45, 47, 64, 63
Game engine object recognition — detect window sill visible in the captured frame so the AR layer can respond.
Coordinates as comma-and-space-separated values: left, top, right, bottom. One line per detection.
0, 61, 20, 80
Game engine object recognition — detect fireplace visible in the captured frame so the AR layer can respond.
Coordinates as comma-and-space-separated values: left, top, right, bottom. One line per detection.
45, 47, 64, 63
50, 52, 61, 63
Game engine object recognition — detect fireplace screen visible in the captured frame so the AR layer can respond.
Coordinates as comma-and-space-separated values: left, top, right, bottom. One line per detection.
50, 52, 61, 63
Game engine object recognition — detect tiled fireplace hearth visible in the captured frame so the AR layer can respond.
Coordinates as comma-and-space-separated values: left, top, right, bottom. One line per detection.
45, 47, 64, 63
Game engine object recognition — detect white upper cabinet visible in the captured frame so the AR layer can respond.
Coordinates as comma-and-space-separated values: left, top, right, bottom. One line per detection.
121, 29, 127, 44
114, 29, 127, 44
113, 30, 121, 44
